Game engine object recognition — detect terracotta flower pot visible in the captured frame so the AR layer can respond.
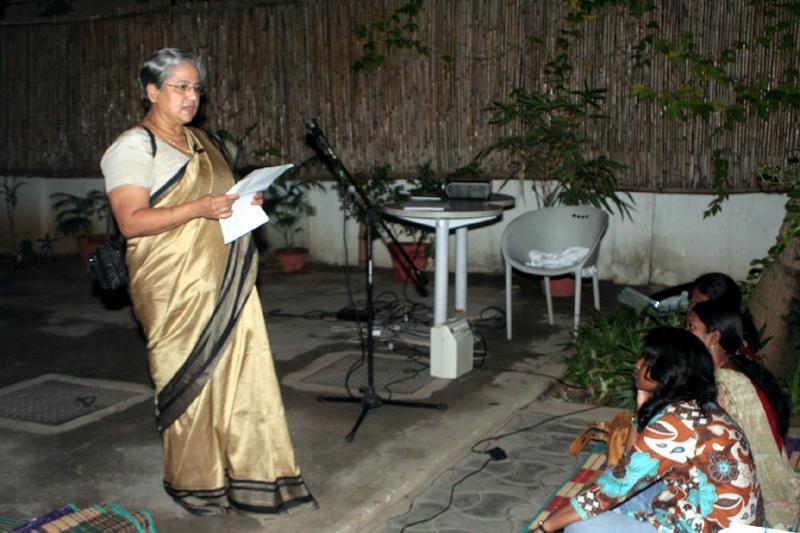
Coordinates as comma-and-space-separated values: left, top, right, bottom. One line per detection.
275, 247, 309, 274
77, 234, 107, 266
388, 242, 429, 283
542, 276, 576, 298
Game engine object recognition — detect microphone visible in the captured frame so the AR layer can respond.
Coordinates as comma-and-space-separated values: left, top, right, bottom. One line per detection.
305, 119, 338, 162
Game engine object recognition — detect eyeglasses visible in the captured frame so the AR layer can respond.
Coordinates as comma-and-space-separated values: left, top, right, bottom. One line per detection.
165, 83, 206, 95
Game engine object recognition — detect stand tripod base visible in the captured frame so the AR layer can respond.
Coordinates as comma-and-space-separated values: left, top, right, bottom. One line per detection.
319, 387, 447, 442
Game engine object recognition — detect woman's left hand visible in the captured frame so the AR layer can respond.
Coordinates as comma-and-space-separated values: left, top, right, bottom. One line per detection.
251, 192, 263, 206
636, 389, 653, 410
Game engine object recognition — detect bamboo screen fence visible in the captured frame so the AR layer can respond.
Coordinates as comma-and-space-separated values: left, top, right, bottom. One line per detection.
0, 0, 798, 192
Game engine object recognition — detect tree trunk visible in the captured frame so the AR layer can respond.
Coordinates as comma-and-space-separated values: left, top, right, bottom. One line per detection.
748, 210, 800, 377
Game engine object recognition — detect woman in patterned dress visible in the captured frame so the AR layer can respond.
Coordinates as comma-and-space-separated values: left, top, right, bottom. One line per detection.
688, 300, 798, 529
533, 327, 763, 533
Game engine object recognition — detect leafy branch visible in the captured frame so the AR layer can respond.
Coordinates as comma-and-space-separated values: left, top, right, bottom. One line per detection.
475, 4, 633, 219
740, 149, 800, 300
630, 1, 800, 216
352, 0, 452, 73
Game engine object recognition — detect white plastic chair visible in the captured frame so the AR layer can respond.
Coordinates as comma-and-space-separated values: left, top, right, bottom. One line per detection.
502, 206, 609, 339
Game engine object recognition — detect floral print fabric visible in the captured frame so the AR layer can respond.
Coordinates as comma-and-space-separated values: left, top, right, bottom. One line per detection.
716, 369, 800, 529
571, 401, 764, 532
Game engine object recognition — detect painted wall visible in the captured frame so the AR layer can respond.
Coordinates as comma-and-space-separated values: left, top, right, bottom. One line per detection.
2, 177, 786, 286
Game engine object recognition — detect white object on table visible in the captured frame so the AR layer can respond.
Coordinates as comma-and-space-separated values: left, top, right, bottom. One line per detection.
219, 163, 294, 243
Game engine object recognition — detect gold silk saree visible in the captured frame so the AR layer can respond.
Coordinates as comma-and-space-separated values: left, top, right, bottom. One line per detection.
125, 127, 314, 515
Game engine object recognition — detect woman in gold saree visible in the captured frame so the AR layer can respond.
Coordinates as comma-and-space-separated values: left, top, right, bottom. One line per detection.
100, 48, 315, 516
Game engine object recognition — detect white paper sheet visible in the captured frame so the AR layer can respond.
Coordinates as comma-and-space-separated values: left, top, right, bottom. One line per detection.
219, 163, 294, 244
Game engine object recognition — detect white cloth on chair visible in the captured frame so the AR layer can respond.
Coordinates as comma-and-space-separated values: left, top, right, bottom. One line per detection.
526, 246, 589, 268
503, 206, 609, 337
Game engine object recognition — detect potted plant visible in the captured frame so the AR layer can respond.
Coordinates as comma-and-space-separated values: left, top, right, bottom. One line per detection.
476, 80, 633, 296
266, 176, 321, 273
2, 177, 26, 256
385, 162, 440, 282
50, 189, 108, 265
338, 163, 440, 281
337, 163, 407, 269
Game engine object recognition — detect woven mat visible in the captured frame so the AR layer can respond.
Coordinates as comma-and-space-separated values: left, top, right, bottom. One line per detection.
1, 502, 155, 533
523, 427, 800, 532
523, 442, 607, 531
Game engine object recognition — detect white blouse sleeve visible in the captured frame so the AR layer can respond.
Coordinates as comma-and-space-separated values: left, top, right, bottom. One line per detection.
100, 128, 155, 193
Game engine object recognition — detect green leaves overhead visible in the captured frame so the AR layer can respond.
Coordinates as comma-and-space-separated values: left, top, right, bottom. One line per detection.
478, 82, 632, 219
352, 0, 448, 73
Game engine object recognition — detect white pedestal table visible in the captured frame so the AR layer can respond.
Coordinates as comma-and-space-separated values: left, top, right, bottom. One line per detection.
383, 194, 514, 326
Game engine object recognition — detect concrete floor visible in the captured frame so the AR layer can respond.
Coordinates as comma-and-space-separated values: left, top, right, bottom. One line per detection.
0, 255, 629, 532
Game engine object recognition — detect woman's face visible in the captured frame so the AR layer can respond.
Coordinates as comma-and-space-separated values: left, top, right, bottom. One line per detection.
147, 63, 202, 125
635, 357, 658, 392
686, 310, 712, 351
687, 286, 709, 310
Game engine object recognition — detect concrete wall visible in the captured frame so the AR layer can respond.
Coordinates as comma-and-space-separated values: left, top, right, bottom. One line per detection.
2, 177, 786, 286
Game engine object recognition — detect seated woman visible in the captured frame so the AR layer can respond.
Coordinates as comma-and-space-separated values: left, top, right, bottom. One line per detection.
688, 299, 799, 529
534, 327, 763, 533
686, 272, 740, 308
686, 272, 761, 352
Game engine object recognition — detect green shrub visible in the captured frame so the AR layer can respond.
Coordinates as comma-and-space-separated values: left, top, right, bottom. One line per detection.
563, 308, 684, 408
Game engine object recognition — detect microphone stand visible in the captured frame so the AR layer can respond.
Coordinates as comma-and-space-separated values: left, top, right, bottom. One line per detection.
306, 120, 446, 443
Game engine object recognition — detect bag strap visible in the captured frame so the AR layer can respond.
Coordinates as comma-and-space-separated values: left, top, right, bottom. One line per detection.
140, 126, 157, 157
104, 126, 158, 243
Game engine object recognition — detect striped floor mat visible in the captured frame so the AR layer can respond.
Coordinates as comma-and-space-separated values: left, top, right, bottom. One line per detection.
0, 502, 155, 532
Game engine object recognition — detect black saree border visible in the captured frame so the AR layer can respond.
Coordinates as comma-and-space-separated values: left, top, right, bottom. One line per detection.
164, 474, 317, 516
154, 234, 258, 431
228, 475, 317, 515
150, 163, 189, 206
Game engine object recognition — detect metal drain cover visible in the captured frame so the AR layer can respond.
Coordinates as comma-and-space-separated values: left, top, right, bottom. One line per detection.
0, 374, 151, 434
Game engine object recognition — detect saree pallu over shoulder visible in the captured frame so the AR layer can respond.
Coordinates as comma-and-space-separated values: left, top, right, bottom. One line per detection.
716, 368, 800, 529
125, 127, 257, 432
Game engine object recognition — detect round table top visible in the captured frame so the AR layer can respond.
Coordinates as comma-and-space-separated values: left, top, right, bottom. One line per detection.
383, 193, 514, 220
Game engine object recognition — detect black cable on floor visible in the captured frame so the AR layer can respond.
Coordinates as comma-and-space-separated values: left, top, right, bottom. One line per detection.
470, 403, 606, 454
338, 199, 366, 399
394, 403, 606, 531
398, 456, 493, 533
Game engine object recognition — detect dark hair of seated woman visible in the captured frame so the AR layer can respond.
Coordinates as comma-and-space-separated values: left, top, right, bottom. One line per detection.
690, 272, 762, 351
691, 299, 789, 439
636, 327, 717, 431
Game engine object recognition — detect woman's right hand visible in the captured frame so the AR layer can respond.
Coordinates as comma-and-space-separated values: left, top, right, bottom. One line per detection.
195, 193, 239, 219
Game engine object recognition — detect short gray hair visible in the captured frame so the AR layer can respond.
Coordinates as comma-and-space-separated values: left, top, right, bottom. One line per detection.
138, 48, 206, 109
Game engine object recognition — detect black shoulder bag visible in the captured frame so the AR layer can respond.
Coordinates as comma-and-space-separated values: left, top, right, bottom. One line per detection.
88, 127, 158, 291
87, 237, 128, 290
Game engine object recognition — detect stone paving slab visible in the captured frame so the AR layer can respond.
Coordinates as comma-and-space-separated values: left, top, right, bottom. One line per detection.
379, 402, 618, 533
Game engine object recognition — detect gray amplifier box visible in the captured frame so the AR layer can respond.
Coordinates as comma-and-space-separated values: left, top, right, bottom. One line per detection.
443, 181, 491, 200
